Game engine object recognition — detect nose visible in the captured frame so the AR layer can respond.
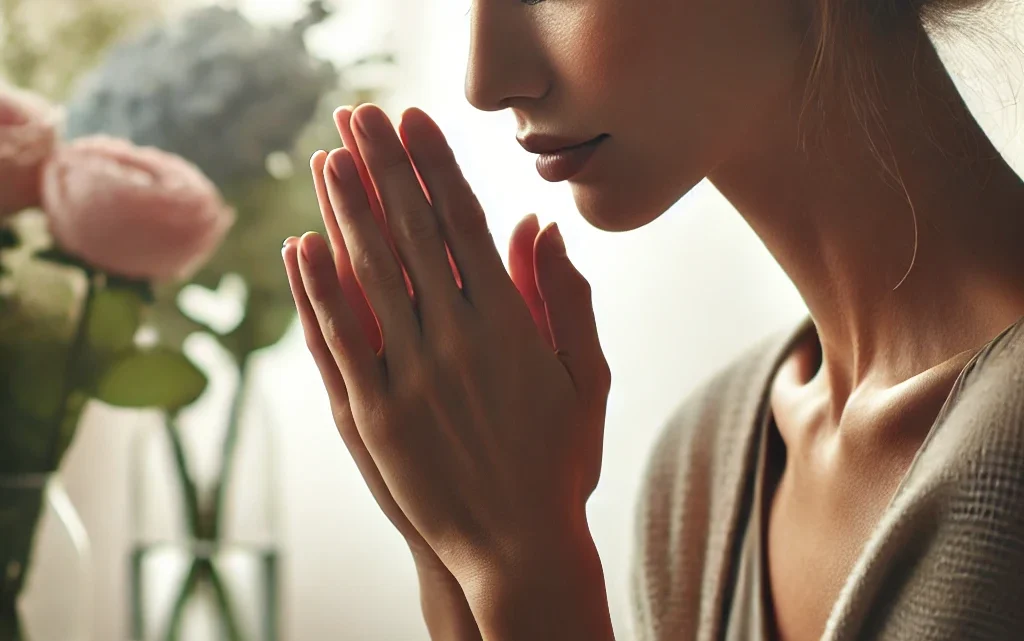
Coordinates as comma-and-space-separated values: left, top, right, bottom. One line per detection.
464, 1, 549, 112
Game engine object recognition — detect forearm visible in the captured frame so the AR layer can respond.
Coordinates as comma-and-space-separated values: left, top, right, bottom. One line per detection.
416, 554, 483, 641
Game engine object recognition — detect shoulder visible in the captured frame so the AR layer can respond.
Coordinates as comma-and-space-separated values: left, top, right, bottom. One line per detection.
913, 315, 1024, 489
630, 317, 809, 640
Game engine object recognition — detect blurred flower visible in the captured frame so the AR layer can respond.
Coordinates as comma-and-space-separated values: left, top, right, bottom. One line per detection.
0, 82, 60, 217
63, 4, 336, 186
41, 136, 234, 282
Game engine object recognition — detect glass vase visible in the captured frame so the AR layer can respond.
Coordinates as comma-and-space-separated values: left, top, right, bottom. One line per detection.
0, 474, 92, 641
129, 375, 279, 641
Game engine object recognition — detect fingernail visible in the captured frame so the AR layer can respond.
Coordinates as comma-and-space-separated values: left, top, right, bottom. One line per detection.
354, 106, 392, 139
299, 232, 326, 265
326, 148, 358, 184
309, 150, 325, 168
333, 105, 353, 119
325, 149, 342, 178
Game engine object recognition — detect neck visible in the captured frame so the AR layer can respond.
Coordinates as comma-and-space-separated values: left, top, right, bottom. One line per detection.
709, 21, 1024, 404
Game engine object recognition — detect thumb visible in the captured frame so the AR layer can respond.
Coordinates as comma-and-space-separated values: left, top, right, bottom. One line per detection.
509, 213, 553, 348
533, 222, 611, 398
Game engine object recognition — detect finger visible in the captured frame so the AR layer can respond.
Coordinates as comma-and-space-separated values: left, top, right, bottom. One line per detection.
509, 213, 553, 348
333, 107, 414, 294
398, 107, 512, 308
297, 231, 386, 397
284, 237, 415, 537
310, 150, 349, 274
351, 104, 463, 316
324, 148, 421, 357
283, 236, 350, 409
310, 150, 382, 353
534, 223, 611, 398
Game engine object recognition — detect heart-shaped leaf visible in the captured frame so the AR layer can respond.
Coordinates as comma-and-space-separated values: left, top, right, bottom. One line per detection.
177, 273, 248, 335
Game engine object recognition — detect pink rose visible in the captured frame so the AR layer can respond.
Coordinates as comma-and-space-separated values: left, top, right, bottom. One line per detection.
0, 82, 60, 217
42, 136, 234, 282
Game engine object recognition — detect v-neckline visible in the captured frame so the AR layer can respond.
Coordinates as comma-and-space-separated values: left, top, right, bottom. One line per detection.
751, 312, 1024, 641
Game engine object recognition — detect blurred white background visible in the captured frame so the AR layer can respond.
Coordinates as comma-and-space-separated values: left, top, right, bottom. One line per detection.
53, 0, 1024, 639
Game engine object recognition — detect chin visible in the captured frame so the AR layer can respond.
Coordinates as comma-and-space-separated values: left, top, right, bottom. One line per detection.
569, 174, 699, 232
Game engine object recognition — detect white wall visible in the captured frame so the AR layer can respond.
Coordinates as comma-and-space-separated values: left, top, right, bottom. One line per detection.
49, 1, 1024, 640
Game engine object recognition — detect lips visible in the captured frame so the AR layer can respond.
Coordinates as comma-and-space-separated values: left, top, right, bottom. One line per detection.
518, 134, 609, 183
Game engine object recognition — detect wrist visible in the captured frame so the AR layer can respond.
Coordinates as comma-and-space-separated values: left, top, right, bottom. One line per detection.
458, 519, 615, 641
410, 546, 483, 641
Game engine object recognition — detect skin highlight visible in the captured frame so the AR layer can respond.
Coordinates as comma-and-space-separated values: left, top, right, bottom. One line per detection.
285, 1, 1024, 639
465, 2, 1024, 638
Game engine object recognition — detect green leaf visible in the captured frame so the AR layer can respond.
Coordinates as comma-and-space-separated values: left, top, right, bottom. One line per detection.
0, 262, 83, 425
95, 348, 207, 410
74, 283, 147, 396
86, 287, 143, 355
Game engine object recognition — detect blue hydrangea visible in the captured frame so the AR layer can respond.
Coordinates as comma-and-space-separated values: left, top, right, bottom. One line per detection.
63, 3, 336, 186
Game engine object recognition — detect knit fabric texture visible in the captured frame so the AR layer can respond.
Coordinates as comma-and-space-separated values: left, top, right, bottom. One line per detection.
631, 315, 1024, 641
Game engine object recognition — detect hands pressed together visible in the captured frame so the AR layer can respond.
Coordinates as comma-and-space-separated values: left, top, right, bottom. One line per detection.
281, 104, 615, 640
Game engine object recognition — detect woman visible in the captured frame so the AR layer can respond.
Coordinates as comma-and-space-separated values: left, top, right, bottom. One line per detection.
281, 0, 1024, 637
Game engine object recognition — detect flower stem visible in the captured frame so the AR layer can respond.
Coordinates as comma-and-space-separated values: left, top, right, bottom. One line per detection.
162, 399, 246, 637
209, 357, 251, 541
204, 556, 243, 641
161, 556, 244, 641
45, 269, 95, 471
162, 558, 198, 641
164, 413, 200, 537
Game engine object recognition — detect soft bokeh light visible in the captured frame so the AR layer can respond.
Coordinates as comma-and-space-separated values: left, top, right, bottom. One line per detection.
53, 1, 1024, 639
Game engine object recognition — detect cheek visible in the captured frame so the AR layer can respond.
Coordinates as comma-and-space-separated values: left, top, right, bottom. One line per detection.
547, 0, 802, 229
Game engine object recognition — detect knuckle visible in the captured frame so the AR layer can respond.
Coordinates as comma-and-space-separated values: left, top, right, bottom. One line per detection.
394, 205, 441, 243
351, 246, 405, 292
331, 405, 355, 435
392, 355, 436, 403
443, 177, 489, 237
302, 327, 322, 353
320, 316, 345, 349
435, 331, 475, 370
380, 153, 413, 178
573, 274, 594, 301
301, 331, 321, 356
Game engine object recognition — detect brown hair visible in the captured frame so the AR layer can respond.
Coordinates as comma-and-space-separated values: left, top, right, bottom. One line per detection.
801, 0, 991, 155
800, 0, 992, 288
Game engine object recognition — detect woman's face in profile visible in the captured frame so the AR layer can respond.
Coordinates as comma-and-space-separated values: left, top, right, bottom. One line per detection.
465, 0, 806, 231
